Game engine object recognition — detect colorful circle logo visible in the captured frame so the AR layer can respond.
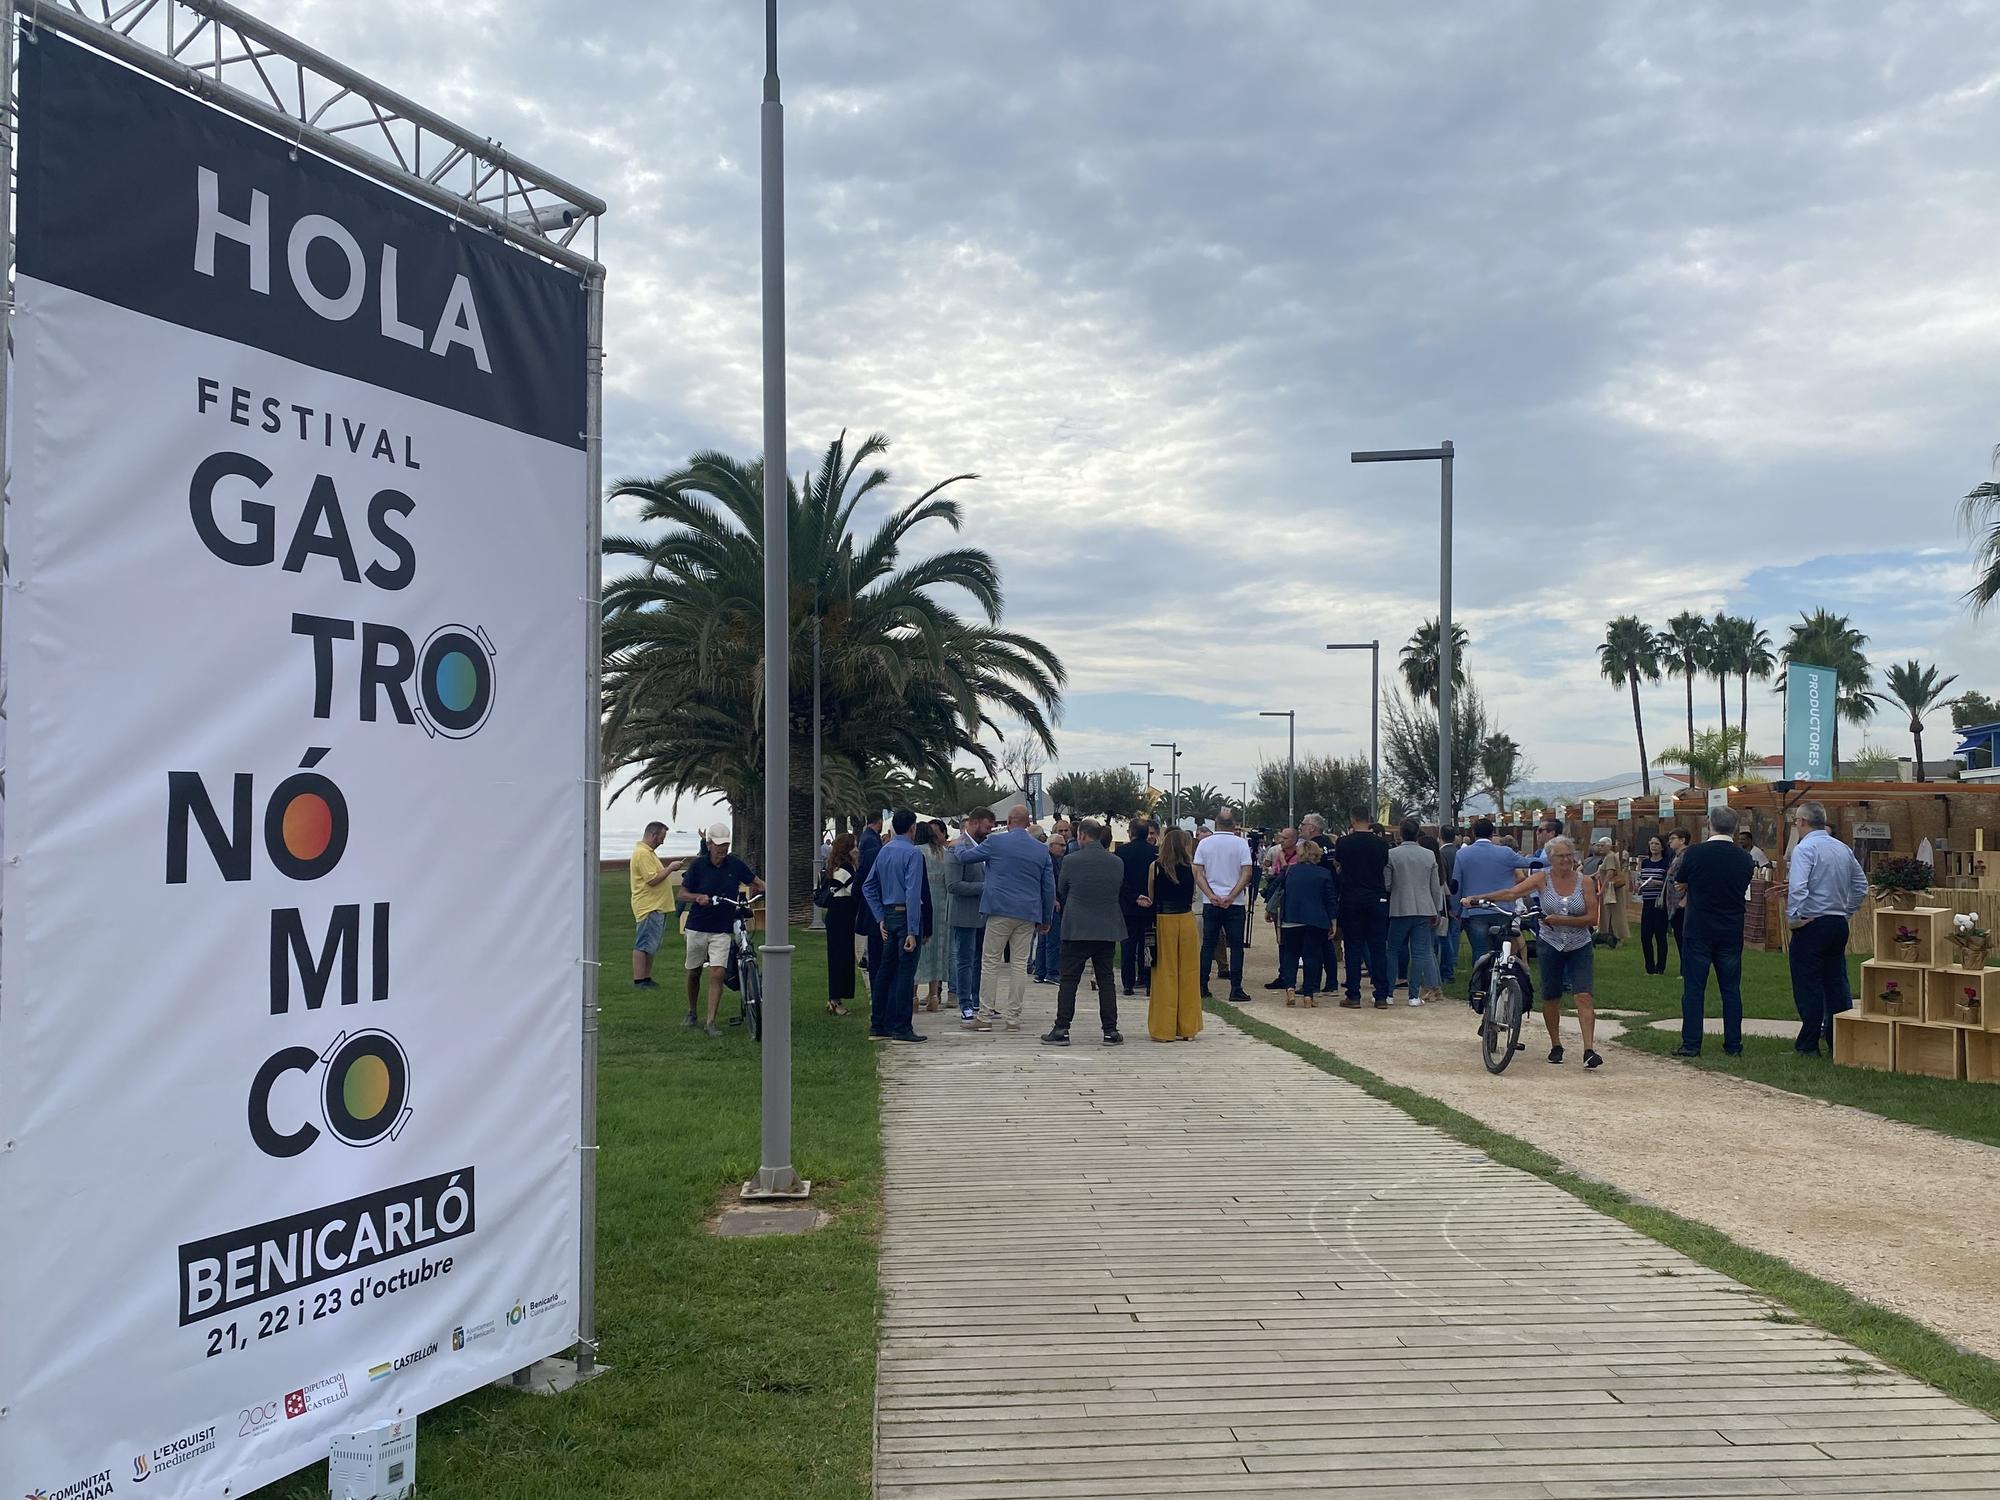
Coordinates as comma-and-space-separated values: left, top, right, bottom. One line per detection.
417, 625, 495, 739
319, 1029, 410, 1147
263, 771, 349, 880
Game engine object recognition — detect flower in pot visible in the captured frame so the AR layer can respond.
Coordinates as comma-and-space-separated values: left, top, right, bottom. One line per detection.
1946, 911, 1993, 967
1878, 980, 1906, 1016
1893, 923, 1921, 958
1870, 856, 1934, 910
1956, 985, 1982, 1025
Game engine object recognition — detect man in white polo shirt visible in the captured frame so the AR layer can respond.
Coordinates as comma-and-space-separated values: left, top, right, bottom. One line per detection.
1194, 808, 1255, 1002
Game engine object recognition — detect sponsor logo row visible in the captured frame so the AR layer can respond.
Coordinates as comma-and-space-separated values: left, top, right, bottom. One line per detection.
34, 1293, 567, 1495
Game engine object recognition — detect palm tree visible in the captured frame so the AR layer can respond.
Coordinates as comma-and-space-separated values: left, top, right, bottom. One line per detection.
1961, 456, 2000, 613
1599, 615, 1663, 794
603, 432, 1065, 907
1869, 661, 1959, 782
1178, 782, 1224, 823
1398, 618, 1470, 706
1478, 732, 1527, 814
1782, 610, 1873, 772
1655, 727, 1754, 794
1733, 619, 1775, 752
1659, 611, 1710, 759
1706, 612, 1743, 740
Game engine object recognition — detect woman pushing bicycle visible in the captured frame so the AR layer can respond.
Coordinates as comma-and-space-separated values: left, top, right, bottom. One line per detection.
1476, 835, 1604, 1069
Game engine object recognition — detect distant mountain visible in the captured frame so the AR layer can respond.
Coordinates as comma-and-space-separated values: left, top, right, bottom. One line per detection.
1462, 774, 1637, 814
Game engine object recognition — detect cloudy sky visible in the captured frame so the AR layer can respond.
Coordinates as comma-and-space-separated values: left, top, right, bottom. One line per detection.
273, 0, 2000, 833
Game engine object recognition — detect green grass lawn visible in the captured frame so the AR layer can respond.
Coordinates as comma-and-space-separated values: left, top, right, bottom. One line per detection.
250, 876, 880, 1500
1439, 924, 2000, 1147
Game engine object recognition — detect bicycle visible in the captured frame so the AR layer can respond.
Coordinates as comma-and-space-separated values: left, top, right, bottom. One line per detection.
714, 894, 764, 1043
1462, 901, 1539, 1075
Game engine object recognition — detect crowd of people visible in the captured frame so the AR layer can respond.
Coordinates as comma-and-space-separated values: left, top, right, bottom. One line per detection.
630, 793, 1875, 1069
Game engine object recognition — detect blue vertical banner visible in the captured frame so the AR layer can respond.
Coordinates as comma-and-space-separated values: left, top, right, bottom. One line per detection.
1785, 662, 1838, 779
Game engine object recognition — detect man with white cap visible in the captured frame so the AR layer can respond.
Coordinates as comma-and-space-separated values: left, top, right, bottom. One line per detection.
680, 820, 763, 1036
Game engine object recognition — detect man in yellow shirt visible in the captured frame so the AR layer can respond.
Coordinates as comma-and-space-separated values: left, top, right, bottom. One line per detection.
630, 822, 685, 992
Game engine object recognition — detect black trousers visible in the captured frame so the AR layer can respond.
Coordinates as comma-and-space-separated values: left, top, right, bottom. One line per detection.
1200, 904, 1247, 991
1340, 901, 1391, 1001
1639, 901, 1670, 974
1055, 940, 1119, 1032
1121, 909, 1152, 992
1669, 908, 1685, 971
1297, 927, 1331, 996
1788, 914, 1852, 1052
825, 897, 858, 1001
1276, 923, 1302, 988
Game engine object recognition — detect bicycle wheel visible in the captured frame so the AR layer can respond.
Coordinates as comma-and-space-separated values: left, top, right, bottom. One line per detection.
1482, 975, 1524, 1074
740, 952, 763, 1043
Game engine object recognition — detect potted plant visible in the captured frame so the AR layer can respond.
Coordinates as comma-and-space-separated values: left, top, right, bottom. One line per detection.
1878, 979, 1906, 1016
1870, 856, 1934, 911
1956, 984, 1982, 1025
1946, 912, 1993, 967
1893, 923, 1921, 960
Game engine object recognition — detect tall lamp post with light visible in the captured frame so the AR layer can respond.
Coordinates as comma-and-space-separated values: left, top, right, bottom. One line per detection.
1258, 710, 1295, 827
1323, 643, 1380, 818
1349, 439, 1453, 820
1150, 742, 1183, 828
748, 0, 805, 1201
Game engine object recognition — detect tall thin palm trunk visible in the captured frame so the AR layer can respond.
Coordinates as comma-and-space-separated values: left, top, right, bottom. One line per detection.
1631, 675, 1651, 794
1683, 670, 1695, 756
1911, 718, 1927, 783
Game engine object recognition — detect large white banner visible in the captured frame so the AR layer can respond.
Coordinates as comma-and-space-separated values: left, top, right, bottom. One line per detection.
0, 36, 587, 1498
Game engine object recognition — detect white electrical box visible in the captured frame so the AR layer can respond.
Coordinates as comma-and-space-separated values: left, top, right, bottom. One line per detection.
328, 1417, 416, 1500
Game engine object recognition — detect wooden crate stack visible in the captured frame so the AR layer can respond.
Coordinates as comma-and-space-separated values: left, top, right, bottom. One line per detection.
1836, 905, 2000, 1082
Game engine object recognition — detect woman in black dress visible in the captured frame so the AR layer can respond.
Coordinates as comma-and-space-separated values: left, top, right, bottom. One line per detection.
822, 833, 859, 1015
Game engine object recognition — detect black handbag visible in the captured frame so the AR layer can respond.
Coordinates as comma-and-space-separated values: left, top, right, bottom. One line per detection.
811, 875, 832, 910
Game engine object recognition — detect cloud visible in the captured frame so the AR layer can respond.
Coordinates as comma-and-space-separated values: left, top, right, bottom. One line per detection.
269, 0, 2000, 800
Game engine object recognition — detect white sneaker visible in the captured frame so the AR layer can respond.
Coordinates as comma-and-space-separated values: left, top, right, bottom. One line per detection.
1408, 995, 1426, 1007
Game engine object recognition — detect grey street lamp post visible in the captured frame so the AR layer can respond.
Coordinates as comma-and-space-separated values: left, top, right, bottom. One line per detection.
1349, 441, 1453, 820
1150, 742, 1183, 827
749, 0, 805, 1200
1323, 643, 1381, 818
1258, 710, 1295, 827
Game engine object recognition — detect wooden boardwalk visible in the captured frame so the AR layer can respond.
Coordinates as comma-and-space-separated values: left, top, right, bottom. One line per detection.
875, 989, 2000, 1498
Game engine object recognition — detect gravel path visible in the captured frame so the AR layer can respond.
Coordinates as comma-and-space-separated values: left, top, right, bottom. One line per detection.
1231, 936, 2000, 1361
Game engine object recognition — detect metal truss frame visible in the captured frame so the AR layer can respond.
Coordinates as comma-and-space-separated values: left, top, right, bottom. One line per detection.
20, 0, 605, 274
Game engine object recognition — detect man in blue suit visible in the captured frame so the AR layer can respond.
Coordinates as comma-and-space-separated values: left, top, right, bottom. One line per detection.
953, 804, 1054, 1032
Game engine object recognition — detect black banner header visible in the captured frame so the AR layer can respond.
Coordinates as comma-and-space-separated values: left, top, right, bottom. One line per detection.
18, 34, 587, 449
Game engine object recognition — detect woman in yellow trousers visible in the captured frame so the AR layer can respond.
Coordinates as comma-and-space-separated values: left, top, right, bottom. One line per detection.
1141, 827, 1202, 1041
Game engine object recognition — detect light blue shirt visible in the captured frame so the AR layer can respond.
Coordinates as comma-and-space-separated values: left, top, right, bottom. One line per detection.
863, 835, 927, 924
954, 827, 1055, 925
1451, 839, 1533, 906
1786, 828, 1868, 924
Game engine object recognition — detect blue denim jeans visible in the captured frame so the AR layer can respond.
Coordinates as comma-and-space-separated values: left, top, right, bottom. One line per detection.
951, 925, 984, 1016
1034, 909, 1064, 979
869, 910, 921, 1037
1436, 911, 1461, 982
1680, 926, 1743, 1052
1462, 912, 1505, 978
1386, 914, 1439, 995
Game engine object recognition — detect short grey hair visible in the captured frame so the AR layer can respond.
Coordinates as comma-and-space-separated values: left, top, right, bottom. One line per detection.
1795, 800, 1828, 830
1300, 812, 1326, 835
1708, 805, 1740, 836
1545, 835, 1579, 861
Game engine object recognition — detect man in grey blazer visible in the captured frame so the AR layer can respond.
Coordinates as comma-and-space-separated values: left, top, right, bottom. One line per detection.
1045, 820, 1129, 1045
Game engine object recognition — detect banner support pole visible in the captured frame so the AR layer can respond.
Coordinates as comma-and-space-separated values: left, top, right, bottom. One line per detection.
576, 265, 606, 1376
